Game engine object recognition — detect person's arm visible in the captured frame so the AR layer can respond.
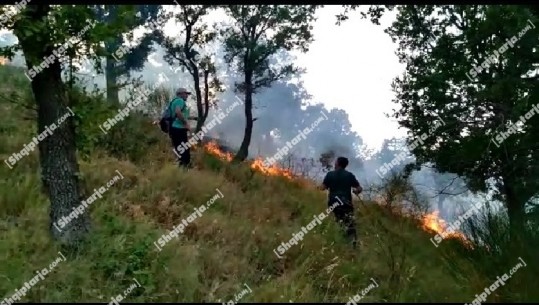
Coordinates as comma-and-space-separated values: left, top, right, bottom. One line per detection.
351, 174, 362, 195
319, 173, 330, 190
175, 106, 189, 126
174, 101, 190, 129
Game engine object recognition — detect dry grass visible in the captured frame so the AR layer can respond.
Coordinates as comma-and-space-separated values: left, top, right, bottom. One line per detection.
0, 140, 477, 302
0, 65, 534, 303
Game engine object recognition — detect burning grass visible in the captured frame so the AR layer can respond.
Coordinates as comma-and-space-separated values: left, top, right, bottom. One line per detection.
204, 141, 233, 162
421, 211, 473, 248
0, 65, 534, 303
203, 141, 294, 179
203, 140, 472, 248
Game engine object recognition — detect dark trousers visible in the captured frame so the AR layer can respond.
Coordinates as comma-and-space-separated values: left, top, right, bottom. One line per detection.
330, 197, 357, 246
169, 127, 191, 167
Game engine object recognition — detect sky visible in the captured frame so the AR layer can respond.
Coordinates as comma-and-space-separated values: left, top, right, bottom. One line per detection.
291, 6, 407, 150
160, 5, 408, 151
1, 5, 408, 152
0, 5, 497, 218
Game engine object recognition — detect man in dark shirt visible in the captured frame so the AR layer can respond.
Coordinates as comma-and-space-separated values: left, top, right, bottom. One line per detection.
320, 157, 363, 248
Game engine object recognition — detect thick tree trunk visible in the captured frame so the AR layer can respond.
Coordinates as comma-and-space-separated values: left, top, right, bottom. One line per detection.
192, 66, 204, 132
234, 70, 254, 162
198, 70, 210, 132
203, 91, 210, 126
103, 9, 121, 107
503, 176, 526, 242
15, 5, 90, 246
106, 57, 120, 106
492, 97, 527, 242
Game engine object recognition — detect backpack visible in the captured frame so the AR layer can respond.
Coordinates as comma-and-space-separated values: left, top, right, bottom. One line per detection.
159, 98, 186, 133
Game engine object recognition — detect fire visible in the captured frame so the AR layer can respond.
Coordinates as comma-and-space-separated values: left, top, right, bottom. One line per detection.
0, 56, 8, 65
250, 158, 294, 179
204, 141, 233, 162
422, 211, 447, 233
421, 211, 472, 247
201, 141, 472, 248
202, 141, 294, 179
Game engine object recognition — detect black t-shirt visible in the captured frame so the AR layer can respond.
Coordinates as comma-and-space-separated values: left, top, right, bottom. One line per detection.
323, 169, 360, 205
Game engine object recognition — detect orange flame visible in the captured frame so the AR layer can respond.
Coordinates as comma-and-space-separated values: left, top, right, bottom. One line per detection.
202, 141, 472, 247
422, 211, 447, 233
250, 158, 294, 179
203, 141, 294, 179
421, 211, 472, 247
0, 56, 8, 65
204, 141, 233, 162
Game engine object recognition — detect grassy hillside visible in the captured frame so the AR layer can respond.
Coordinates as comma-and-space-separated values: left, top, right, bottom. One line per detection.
0, 65, 535, 303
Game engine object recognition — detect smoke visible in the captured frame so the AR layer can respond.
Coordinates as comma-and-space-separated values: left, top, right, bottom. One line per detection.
362, 138, 505, 223
1, 27, 502, 224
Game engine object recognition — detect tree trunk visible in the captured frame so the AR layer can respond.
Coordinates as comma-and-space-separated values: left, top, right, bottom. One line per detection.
492, 96, 527, 242
15, 5, 90, 246
192, 66, 204, 132
106, 57, 120, 106
68, 56, 74, 89
199, 70, 210, 131
234, 70, 254, 162
503, 175, 526, 242
103, 11, 121, 107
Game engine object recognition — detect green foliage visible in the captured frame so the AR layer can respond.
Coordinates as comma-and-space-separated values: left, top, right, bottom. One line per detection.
359, 5, 539, 232
196, 149, 227, 172
221, 5, 318, 93
98, 113, 161, 163
90, 229, 156, 290
161, 5, 218, 69
145, 84, 173, 116
91, 5, 163, 75
70, 86, 160, 163
70, 89, 117, 159
0, 63, 535, 301
160, 5, 223, 130
4, 5, 143, 79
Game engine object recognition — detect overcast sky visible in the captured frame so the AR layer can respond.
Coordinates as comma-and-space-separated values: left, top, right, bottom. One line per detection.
292, 6, 407, 150
159, 5, 408, 151
2, 5, 408, 151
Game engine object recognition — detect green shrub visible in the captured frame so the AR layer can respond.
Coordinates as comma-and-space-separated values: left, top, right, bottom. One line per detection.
70, 88, 161, 163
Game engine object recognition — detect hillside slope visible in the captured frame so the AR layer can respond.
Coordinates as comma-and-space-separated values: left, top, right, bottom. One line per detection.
0, 65, 526, 302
